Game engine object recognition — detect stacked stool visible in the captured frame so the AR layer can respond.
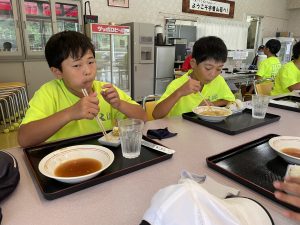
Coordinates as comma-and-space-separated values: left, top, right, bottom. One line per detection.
0, 82, 28, 133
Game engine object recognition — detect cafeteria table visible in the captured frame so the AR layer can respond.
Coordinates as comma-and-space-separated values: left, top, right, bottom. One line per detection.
1, 106, 300, 225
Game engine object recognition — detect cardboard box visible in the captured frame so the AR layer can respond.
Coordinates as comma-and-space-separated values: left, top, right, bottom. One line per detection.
276, 32, 293, 37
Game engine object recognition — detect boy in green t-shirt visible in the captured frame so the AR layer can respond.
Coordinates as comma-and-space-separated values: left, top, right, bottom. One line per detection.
256, 39, 281, 79
271, 41, 300, 95
153, 36, 235, 119
18, 31, 146, 147
247, 39, 281, 94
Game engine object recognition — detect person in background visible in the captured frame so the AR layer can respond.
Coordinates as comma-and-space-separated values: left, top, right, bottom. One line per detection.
3, 42, 12, 51
256, 39, 281, 79
271, 41, 300, 95
248, 45, 265, 70
152, 36, 235, 119
246, 39, 281, 95
181, 54, 192, 71
18, 31, 146, 147
273, 177, 300, 221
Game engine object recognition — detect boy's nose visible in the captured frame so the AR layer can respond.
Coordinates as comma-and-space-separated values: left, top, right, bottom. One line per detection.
84, 64, 91, 76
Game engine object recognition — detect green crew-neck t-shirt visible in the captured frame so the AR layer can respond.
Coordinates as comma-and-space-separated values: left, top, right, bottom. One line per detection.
256, 56, 281, 79
21, 79, 137, 142
157, 70, 235, 117
271, 61, 300, 96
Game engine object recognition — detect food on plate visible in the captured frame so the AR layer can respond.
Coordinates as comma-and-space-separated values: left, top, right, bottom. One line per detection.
226, 99, 244, 112
55, 158, 102, 177
282, 148, 300, 158
112, 126, 119, 136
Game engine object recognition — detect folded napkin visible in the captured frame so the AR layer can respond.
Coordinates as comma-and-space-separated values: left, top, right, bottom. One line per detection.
270, 99, 299, 108
146, 127, 177, 140
142, 170, 273, 225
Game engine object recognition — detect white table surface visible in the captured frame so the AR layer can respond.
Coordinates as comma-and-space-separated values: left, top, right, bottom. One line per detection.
2, 106, 300, 225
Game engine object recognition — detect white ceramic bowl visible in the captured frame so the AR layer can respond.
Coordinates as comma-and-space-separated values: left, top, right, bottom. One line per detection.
269, 136, 300, 164
38, 145, 114, 184
192, 106, 232, 122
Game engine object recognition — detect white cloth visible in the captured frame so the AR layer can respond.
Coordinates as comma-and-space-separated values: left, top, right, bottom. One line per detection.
143, 171, 273, 225
270, 99, 299, 108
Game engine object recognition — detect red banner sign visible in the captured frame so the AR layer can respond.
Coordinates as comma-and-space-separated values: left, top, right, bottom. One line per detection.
91, 24, 130, 35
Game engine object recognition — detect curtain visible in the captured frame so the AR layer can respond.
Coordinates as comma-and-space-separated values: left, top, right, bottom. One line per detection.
196, 17, 249, 50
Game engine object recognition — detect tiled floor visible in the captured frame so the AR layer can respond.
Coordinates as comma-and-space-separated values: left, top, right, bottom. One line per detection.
0, 130, 19, 149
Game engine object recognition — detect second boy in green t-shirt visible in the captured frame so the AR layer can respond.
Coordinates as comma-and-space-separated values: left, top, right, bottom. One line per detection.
153, 36, 235, 119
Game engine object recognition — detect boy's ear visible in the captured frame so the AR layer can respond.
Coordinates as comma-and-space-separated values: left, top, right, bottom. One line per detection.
190, 58, 197, 69
50, 67, 63, 79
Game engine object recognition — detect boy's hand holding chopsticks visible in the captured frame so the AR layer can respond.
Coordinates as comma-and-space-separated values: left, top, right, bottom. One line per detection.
176, 77, 201, 97
68, 91, 99, 120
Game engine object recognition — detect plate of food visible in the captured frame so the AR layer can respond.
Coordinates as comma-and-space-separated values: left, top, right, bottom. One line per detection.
192, 106, 232, 123
269, 136, 300, 164
98, 127, 121, 147
38, 145, 114, 184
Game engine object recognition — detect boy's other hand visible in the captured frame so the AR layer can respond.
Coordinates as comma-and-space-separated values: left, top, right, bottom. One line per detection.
70, 92, 99, 120
101, 83, 121, 109
177, 78, 201, 96
273, 176, 300, 221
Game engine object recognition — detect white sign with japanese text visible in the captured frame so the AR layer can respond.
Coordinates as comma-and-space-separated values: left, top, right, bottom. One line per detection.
189, 0, 230, 15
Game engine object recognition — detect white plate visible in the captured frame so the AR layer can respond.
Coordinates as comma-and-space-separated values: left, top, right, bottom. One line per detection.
38, 145, 114, 184
269, 136, 300, 164
193, 106, 232, 122
98, 131, 121, 147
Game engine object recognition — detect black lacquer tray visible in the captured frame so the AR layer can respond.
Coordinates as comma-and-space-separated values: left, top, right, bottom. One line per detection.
23, 133, 173, 200
269, 95, 300, 113
182, 109, 280, 135
206, 134, 300, 212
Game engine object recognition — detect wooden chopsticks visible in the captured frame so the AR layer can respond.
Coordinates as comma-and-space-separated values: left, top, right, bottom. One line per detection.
199, 91, 213, 110
81, 88, 109, 140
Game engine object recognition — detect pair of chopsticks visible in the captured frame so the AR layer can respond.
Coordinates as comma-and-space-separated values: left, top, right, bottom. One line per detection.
81, 88, 109, 140
198, 91, 213, 111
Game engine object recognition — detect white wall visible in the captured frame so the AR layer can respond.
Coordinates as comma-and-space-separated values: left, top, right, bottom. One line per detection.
88, 0, 289, 38
288, 9, 300, 38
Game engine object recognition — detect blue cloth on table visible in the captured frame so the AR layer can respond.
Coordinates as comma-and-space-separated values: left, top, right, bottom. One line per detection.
146, 127, 177, 140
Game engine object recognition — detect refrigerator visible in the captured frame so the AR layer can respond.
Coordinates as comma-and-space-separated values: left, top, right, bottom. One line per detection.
154, 46, 176, 95
263, 37, 295, 65
85, 23, 131, 95
122, 22, 155, 102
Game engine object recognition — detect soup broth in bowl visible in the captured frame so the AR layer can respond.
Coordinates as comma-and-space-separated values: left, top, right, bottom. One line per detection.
269, 136, 300, 164
38, 145, 114, 184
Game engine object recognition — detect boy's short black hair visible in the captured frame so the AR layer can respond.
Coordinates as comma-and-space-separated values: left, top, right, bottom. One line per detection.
258, 45, 264, 51
45, 31, 95, 71
265, 39, 281, 55
292, 41, 300, 60
192, 36, 227, 64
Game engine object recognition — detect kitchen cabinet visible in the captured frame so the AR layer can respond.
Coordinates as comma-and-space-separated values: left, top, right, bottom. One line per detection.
20, 0, 82, 57
1, 0, 82, 58
0, 0, 23, 58
0, 0, 82, 98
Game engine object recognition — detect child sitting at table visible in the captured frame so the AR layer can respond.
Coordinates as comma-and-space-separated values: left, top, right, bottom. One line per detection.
152, 36, 235, 119
271, 41, 300, 96
18, 31, 146, 147
256, 39, 281, 80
